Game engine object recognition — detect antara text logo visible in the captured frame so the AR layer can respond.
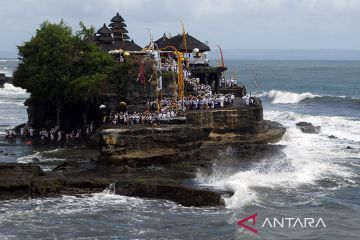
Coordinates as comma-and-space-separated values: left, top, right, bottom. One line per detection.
237, 213, 326, 235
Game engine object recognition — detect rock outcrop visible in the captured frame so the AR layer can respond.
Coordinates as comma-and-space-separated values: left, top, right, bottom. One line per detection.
0, 162, 228, 206
99, 125, 210, 165
99, 102, 285, 165
296, 122, 320, 134
1, 100, 285, 206
0, 73, 12, 87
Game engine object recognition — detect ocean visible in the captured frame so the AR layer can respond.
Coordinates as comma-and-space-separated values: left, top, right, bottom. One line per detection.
0, 59, 359, 239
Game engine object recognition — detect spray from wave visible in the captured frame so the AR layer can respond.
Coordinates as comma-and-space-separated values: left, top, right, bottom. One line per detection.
267, 90, 319, 104
196, 110, 359, 209
265, 89, 360, 105
0, 83, 27, 94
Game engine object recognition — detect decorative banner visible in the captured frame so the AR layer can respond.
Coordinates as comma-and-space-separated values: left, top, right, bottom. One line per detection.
180, 20, 187, 53
217, 44, 225, 67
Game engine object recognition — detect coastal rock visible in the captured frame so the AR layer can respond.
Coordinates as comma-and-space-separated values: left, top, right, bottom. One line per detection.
328, 135, 338, 139
0, 162, 228, 207
0, 73, 12, 87
186, 105, 263, 134
296, 122, 320, 134
98, 125, 209, 165
98, 105, 285, 165
346, 146, 354, 150
115, 182, 226, 207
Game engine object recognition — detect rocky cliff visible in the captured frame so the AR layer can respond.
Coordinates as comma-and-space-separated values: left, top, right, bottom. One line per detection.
98, 102, 285, 166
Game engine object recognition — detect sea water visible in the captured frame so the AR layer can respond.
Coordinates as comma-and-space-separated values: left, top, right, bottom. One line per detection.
0, 59, 359, 239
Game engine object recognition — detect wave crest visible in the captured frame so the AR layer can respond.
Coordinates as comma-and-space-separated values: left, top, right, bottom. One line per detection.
265, 89, 360, 106
0, 83, 28, 98
267, 90, 319, 104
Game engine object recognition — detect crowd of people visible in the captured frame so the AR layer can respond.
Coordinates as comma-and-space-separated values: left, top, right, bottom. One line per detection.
4, 61, 256, 136
161, 57, 178, 72
4, 123, 95, 143
103, 110, 179, 125
220, 76, 238, 88
104, 72, 240, 126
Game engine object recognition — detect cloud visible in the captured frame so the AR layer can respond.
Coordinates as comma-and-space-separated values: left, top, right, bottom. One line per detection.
0, 0, 359, 52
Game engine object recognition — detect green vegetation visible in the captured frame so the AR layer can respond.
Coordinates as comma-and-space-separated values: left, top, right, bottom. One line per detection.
12, 20, 138, 128
13, 20, 115, 103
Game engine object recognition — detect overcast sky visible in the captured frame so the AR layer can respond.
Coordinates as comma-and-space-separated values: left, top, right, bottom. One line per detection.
1, 0, 360, 53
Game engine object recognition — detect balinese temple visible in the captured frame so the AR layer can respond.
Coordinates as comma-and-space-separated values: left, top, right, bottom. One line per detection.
95, 13, 142, 52
96, 24, 113, 45
153, 34, 170, 48
158, 33, 210, 53
154, 33, 226, 93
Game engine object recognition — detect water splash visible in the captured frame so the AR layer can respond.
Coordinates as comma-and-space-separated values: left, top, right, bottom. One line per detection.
267, 89, 319, 104
103, 183, 117, 195
196, 110, 359, 209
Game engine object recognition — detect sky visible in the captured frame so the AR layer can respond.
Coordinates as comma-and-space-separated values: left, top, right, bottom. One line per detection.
1, 0, 360, 55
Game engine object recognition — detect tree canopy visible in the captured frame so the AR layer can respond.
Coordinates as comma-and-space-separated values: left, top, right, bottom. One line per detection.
13, 20, 115, 104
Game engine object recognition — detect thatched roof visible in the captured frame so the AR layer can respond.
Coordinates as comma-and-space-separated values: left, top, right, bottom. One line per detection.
160, 33, 210, 52
96, 13, 142, 52
114, 34, 130, 40
154, 34, 170, 47
96, 24, 112, 36
95, 35, 113, 44
111, 13, 125, 23
109, 22, 127, 28
99, 40, 142, 52
121, 40, 142, 51
112, 27, 129, 34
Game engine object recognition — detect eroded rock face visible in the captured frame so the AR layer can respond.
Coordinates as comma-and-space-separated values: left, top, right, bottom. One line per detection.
99, 125, 210, 166
98, 104, 285, 165
0, 161, 229, 206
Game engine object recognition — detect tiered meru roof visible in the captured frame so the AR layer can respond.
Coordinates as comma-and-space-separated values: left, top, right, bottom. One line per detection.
95, 13, 142, 51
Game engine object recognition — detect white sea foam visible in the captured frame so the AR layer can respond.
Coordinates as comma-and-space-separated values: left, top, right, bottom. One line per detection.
0, 83, 28, 97
267, 89, 319, 104
16, 150, 65, 164
0, 59, 19, 62
196, 110, 359, 209
265, 110, 360, 143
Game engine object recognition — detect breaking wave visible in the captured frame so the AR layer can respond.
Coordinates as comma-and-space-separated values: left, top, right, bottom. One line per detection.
265, 89, 360, 105
267, 90, 320, 104
196, 110, 359, 209
0, 83, 28, 98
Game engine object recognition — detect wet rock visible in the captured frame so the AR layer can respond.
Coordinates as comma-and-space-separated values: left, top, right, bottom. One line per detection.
296, 122, 320, 134
346, 146, 354, 150
0, 73, 12, 87
0, 163, 45, 199
328, 135, 337, 139
52, 161, 79, 171
115, 182, 227, 207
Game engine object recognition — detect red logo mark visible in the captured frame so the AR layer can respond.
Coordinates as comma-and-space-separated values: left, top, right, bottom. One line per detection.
237, 213, 258, 234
